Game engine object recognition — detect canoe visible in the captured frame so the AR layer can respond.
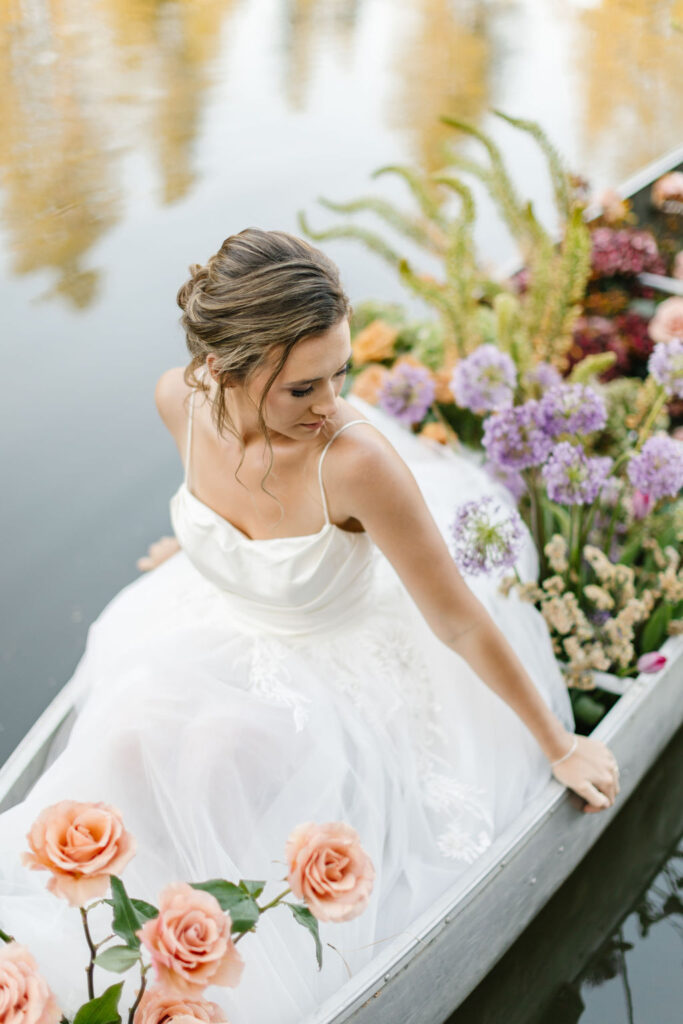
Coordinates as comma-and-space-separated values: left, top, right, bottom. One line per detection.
1, 146, 682, 1022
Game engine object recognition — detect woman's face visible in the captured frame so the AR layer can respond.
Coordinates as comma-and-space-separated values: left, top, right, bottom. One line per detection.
249, 317, 353, 440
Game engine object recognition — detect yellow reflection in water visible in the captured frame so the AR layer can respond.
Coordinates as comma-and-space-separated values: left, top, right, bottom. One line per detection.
282, 0, 361, 110
577, 0, 683, 175
0, 0, 237, 306
389, 0, 491, 172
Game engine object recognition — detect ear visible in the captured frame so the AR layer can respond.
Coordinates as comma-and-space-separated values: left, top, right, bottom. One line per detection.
205, 354, 223, 384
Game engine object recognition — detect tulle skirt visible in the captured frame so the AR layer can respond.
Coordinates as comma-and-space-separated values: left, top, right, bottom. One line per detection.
0, 404, 572, 1022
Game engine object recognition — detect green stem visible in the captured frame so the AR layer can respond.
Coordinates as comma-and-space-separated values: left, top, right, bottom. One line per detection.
257, 887, 291, 913
526, 468, 548, 578
636, 387, 668, 450
127, 964, 149, 1024
0, 927, 15, 943
79, 907, 97, 1001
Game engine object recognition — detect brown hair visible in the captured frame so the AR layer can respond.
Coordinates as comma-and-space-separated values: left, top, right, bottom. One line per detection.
177, 228, 352, 494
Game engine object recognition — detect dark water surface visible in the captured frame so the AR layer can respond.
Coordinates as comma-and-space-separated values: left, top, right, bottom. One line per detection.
1, 1, 682, 1020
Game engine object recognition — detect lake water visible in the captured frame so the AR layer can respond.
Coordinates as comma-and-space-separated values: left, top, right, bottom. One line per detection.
1, 1, 682, 1020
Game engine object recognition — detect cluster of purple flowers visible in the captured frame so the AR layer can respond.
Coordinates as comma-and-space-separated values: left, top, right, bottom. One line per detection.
378, 364, 435, 425
541, 443, 614, 506
648, 338, 683, 400
590, 227, 665, 279
450, 344, 517, 413
450, 496, 525, 576
523, 362, 562, 393
627, 436, 683, 501
538, 384, 607, 437
482, 401, 553, 470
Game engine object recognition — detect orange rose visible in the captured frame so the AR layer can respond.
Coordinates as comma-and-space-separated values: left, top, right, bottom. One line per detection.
285, 822, 375, 923
134, 987, 228, 1024
419, 422, 450, 445
350, 364, 389, 404
648, 297, 683, 344
22, 801, 136, 907
432, 358, 457, 403
352, 321, 398, 365
0, 943, 61, 1024
137, 883, 244, 995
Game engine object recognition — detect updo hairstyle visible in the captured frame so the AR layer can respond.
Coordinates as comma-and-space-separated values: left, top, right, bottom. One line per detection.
177, 228, 352, 459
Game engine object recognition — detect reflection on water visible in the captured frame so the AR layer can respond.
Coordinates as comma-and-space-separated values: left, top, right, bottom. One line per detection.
0, 0, 681, 307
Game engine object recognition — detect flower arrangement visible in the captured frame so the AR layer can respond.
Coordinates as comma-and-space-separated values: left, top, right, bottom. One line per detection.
301, 115, 682, 725
0, 801, 375, 1024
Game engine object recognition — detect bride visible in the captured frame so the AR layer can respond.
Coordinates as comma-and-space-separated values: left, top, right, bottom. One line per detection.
0, 228, 618, 1022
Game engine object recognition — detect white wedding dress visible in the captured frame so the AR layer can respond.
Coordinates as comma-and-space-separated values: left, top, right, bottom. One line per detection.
0, 395, 572, 1022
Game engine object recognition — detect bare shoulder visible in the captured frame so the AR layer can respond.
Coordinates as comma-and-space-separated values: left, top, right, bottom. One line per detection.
324, 404, 416, 514
155, 366, 192, 437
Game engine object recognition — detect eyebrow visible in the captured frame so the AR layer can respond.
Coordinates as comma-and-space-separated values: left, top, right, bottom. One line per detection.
283, 354, 352, 387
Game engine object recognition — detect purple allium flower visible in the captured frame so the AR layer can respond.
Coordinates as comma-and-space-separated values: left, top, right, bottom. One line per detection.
648, 338, 683, 399
450, 496, 526, 577
538, 383, 607, 437
450, 344, 517, 413
482, 400, 552, 470
541, 442, 613, 505
378, 363, 435, 425
483, 460, 527, 502
524, 361, 562, 392
627, 435, 683, 500
599, 476, 622, 508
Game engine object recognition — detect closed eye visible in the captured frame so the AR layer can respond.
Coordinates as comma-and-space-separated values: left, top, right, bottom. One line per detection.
290, 362, 351, 398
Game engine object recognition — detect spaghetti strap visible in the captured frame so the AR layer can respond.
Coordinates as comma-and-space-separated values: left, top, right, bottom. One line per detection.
317, 419, 374, 524
184, 388, 198, 487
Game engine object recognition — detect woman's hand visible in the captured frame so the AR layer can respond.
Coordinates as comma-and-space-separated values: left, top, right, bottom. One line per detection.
136, 536, 180, 572
551, 735, 620, 812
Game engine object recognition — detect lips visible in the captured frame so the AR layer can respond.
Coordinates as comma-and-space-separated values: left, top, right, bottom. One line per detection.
301, 420, 325, 428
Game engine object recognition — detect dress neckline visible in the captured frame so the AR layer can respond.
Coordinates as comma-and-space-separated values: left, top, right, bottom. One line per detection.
176, 481, 368, 545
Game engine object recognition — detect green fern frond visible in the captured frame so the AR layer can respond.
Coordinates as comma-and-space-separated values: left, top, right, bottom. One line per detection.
371, 165, 446, 227
493, 110, 571, 218
297, 211, 404, 268
396, 259, 460, 346
317, 196, 447, 254
430, 174, 476, 225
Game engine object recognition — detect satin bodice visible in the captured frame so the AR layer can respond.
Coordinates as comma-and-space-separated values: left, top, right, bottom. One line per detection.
169, 399, 378, 636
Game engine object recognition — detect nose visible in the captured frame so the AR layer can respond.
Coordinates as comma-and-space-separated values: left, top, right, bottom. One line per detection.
310, 383, 338, 418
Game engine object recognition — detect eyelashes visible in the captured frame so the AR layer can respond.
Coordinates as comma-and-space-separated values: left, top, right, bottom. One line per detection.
290, 362, 351, 398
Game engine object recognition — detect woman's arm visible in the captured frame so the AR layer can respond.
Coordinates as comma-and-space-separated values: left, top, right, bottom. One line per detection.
328, 427, 618, 812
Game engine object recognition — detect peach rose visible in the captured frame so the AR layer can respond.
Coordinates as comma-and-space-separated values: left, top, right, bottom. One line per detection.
432, 359, 457, 403
285, 822, 375, 923
350, 364, 389, 404
352, 321, 398, 365
594, 187, 630, 224
0, 943, 61, 1024
648, 297, 683, 344
651, 171, 683, 210
21, 801, 136, 907
134, 987, 228, 1024
419, 422, 450, 445
137, 883, 244, 995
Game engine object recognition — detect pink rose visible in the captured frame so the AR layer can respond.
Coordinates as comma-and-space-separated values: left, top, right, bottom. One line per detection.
631, 490, 654, 520
285, 822, 375, 923
648, 297, 683, 344
0, 943, 61, 1024
134, 987, 228, 1024
651, 172, 683, 210
637, 652, 667, 674
137, 883, 244, 995
21, 801, 136, 907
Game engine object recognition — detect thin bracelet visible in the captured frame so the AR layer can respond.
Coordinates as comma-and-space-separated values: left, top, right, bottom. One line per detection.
550, 736, 578, 767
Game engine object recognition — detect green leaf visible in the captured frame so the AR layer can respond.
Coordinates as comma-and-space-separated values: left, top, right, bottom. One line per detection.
93, 945, 140, 973
109, 877, 142, 950
287, 903, 323, 970
239, 879, 266, 900
572, 694, 607, 728
640, 603, 672, 654
72, 983, 124, 1024
190, 881, 259, 933
102, 898, 158, 922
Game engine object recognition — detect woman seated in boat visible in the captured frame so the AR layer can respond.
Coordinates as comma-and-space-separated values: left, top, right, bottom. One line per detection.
0, 228, 619, 1023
